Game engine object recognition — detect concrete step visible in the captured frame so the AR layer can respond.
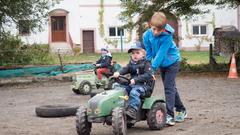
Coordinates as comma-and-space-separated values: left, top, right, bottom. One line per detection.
50, 42, 73, 55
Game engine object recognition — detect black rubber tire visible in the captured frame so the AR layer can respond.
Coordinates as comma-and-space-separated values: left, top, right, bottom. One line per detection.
112, 107, 127, 135
72, 89, 81, 94
147, 102, 166, 130
35, 105, 79, 117
79, 81, 92, 95
76, 107, 92, 135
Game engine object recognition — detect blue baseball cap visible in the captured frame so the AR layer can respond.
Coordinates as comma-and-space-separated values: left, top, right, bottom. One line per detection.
128, 42, 143, 53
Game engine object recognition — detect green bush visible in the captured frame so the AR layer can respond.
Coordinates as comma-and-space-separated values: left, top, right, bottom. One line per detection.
73, 47, 81, 56
23, 44, 56, 65
0, 35, 25, 66
180, 57, 230, 72
0, 36, 55, 66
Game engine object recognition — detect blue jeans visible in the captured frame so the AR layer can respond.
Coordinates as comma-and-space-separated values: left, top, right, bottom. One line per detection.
161, 61, 186, 117
124, 85, 146, 111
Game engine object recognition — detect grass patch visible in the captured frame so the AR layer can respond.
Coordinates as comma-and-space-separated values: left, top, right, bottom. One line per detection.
59, 53, 131, 65
58, 51, 210, 65
180, 51, 209, 64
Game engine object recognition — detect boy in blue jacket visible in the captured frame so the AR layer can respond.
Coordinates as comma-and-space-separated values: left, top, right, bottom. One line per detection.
143, 12, 187, 126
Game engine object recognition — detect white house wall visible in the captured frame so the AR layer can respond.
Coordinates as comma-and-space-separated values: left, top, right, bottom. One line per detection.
180, 6, 238, 51
18, 1, 238, 52
78, 0, 135, 52
19, 0, 80, 45
19, 0, 136, 52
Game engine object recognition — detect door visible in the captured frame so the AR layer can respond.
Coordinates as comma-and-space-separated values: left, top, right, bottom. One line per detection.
82, 30, 94, 53
51, 16, 66, 42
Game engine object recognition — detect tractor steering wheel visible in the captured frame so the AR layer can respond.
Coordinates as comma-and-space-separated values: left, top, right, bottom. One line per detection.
110, 75, 130, 85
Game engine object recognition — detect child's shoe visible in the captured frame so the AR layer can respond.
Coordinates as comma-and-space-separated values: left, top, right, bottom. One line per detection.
125, 107, 137, 120
96, 79, 105, 86
175, 110, 187, 122
166, 114, 175, 126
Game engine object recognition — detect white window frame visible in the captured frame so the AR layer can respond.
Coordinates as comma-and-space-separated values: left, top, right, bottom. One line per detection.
108, 26, 125, 38
192, 24, 208, 36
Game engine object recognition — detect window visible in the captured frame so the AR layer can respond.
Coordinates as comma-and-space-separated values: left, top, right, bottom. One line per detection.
192, 25, 207, 35
51, 16, 65, 31
117, 27, 124, 36
193, 26, 199, 35
18, 20, 30, 35
109, 27, 125, 37
200, 26, 207, 34
109, 27, 116, 36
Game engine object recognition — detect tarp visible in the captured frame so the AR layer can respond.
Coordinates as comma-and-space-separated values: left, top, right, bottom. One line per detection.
0, 64, 121, 78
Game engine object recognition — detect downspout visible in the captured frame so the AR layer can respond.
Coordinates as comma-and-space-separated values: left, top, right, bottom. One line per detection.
238, 6, 240, 30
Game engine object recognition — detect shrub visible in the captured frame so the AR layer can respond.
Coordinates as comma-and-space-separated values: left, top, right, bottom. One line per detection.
0, 35, 26, 66
0, 35, 55, 66
180, 57, 230, 72
73, 47, 81, 56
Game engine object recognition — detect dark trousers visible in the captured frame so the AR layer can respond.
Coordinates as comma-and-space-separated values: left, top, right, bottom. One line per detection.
124, 85, 146, 111
161, 62, 186, 117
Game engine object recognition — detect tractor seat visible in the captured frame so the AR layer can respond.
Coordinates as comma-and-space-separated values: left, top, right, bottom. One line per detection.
140, 79, 155, 99
141, 90, 152, 98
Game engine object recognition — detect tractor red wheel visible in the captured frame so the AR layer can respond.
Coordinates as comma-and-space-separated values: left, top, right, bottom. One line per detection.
147, 102, 166, 130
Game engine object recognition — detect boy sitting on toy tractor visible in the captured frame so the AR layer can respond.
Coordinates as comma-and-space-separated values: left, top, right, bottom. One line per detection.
95, 48, 113, 85
75, 43, 166, 134
113, 42, 154, 119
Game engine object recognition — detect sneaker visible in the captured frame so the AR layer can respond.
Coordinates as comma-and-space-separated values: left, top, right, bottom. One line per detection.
175, 110, 187, 122
96, 80, 105, 86
166, 114, 175, 126
96, 82, 103, 86
125, 107, 137, 120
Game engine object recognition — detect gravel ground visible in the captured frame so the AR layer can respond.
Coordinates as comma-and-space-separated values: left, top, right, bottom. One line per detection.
0, 75, 240, 135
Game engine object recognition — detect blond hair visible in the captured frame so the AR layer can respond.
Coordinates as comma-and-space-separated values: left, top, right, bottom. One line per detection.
140, 49, 146, 56
150, 12, 167, 30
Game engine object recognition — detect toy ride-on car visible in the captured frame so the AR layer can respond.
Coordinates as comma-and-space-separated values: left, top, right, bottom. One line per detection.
75, 75, 166, 135
71, 64, 119, 95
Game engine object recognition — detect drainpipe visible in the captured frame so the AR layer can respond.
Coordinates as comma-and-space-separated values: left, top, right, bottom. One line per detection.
238, 6, 240, 30
120, 30, 123, 52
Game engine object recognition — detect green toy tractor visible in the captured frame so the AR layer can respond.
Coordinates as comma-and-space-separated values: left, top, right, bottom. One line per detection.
75, 76, 166, 135
71, 63, 121, 95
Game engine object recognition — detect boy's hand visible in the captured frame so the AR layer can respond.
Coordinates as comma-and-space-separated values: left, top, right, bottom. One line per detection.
96, 64, 101, 67
113, 72, 120, 78
152, 75, 156, 80
130, 79, 135, 85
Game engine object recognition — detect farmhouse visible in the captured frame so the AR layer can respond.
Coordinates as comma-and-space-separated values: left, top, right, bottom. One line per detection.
17, 0, 239, 53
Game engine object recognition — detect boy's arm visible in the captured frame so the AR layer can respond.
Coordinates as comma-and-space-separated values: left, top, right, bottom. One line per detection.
96, 57, 101, 64
99, 56, 111, 68
133, 61, 152, 83
152, 36, 172, 72
143, 31, 153, 61
119, 63, 130, 75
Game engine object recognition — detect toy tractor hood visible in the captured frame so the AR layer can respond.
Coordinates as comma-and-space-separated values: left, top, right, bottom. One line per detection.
87, 87, 128, 117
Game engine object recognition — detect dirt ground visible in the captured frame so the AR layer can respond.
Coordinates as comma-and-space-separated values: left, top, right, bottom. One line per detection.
0, 75, 240, 135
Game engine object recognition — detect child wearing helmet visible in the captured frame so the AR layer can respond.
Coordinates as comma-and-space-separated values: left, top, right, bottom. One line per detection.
95, 48, 112, 84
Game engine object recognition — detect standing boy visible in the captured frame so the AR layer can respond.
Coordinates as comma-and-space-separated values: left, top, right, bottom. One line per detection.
143, 12, 187, 125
